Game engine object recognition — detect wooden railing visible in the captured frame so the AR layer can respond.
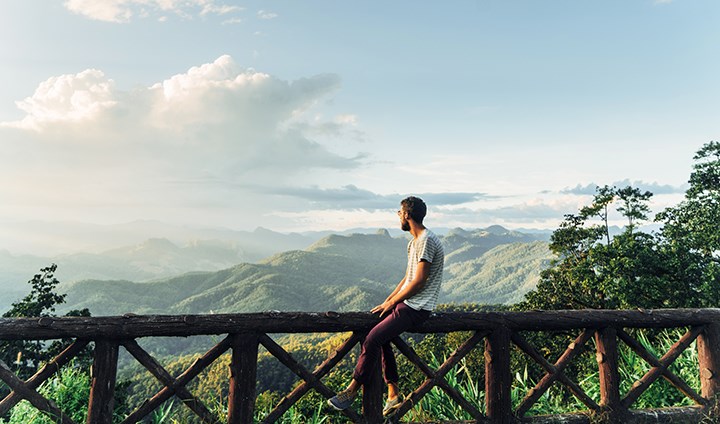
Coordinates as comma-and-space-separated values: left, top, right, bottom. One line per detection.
1, 308, 720, 423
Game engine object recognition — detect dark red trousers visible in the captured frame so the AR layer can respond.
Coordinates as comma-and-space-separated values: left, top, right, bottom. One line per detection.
353, 302, 430, 385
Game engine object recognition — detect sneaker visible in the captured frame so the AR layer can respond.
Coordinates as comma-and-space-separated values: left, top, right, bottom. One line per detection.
383, 395, 403, 417
327, 389, 357, 410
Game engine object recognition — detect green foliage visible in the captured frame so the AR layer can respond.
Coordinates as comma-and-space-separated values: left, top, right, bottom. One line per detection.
520, 142, 720, 311
1, 265, 91, 382
0, 362, 128, 424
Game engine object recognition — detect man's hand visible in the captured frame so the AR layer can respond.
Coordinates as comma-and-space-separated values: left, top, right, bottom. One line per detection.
371, 300, 395, 318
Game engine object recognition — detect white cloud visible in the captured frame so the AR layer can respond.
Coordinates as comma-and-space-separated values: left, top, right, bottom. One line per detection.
257, 10, 278, 20
63, 0, 243, 23
2, 69, 117, 131
0, 56, 363, 227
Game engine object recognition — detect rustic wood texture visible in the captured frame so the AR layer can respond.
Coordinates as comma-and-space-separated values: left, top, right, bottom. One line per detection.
4, 309, 720, 340
392, 334, 485, 421
485, 327, 512, 424
1, 309, 718, 423
87, 339, 119, 424
697, 323, 720, 400
121, 336, 231, 424
621, 327, 703, 408
513, 329, 599, 416
617, 328, 705, 405
595, 328, 624, 422
0, 359, 77, 424
122, 339, 219, 423
0, 338, 89, 415
259, 332, 363, 424
228, 333, 259, 424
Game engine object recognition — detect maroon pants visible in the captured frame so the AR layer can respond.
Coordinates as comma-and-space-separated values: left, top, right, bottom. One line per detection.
353, 302, 430, 385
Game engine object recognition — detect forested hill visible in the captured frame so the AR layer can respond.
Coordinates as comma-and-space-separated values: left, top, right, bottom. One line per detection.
58, 227, 553, 316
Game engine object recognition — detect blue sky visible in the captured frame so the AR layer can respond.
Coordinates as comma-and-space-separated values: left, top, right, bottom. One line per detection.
0, 0, 718, 241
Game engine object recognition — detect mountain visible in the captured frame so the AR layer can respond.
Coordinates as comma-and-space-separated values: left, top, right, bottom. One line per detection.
0, 227, 318, 294
58, 228, 555, 316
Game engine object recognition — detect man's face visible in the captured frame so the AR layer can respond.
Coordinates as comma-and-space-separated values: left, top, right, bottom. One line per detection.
398, 209, 411, 232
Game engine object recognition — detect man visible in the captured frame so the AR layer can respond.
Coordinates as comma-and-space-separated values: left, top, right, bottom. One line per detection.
327, 196, 445, 417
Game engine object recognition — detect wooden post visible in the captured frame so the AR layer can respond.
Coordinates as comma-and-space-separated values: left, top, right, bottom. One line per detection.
87, 339, 119, 424
698, 323, 720, 401
485, 327, 512, 424
595, 328, 624, 422
228, 333, 259, 424
361, 356, 383, 423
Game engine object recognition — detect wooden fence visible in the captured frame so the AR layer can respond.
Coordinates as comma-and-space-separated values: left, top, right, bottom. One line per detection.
1, 308, 720, 423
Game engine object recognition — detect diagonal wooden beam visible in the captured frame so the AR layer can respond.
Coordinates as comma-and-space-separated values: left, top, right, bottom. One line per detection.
393, 331, 486, 420
622, 326, 703, 408
122, 339, 219, 423
0, 359, 76, 424
259, 332, 362, 424
617, 329, 705, 406
392, 335, 484, 421
121, 336, 231, 424
0, 339, 89, 415
513, 329, 598, 415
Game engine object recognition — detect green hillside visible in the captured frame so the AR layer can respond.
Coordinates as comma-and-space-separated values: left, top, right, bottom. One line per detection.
59, 227, 554, 316
443, 241, 552, 304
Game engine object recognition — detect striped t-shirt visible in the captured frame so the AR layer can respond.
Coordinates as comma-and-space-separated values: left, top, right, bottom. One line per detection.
403, 229, 444, 311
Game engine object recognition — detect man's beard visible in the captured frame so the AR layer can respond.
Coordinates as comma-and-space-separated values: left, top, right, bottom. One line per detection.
401, 220, 411, 231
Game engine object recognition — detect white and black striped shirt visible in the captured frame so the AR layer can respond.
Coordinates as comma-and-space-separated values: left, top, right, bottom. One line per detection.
403, 229, 444, 311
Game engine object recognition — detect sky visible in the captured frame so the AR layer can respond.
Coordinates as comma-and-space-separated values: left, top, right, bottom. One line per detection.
0, 0, 718, 242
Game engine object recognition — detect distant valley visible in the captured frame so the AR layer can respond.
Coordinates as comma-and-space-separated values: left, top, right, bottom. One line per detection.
48, 226, 553, 315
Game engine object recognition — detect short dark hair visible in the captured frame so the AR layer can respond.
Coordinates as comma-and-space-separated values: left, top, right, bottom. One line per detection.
400, 196, 427, 224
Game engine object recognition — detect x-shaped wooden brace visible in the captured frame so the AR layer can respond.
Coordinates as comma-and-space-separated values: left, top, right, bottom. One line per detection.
388, 331, 488, 421
259, 332, 363, 424
120, 337, 231, 424
0, 339, 89, 424
618, 326, 705, 408
512, 329, 600, 417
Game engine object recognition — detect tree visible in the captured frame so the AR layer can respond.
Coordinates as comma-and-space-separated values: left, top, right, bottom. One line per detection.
657, 141, 720, 306
0, 264, 90, 380
520, 142, 720, 311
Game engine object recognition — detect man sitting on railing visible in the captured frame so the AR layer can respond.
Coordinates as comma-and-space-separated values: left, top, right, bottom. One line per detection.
327, 196, 445, 417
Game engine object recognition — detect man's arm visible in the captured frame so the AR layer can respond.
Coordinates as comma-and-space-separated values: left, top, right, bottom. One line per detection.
371, 260, 430, 317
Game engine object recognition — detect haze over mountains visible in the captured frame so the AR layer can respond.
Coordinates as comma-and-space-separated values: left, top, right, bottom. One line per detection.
0, 221, 553, 314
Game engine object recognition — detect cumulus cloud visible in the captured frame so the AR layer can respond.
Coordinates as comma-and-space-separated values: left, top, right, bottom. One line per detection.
3, 69, 117, 131
561, 179, 687, 196
0, 56, 365, 227
63, 0, 243, 23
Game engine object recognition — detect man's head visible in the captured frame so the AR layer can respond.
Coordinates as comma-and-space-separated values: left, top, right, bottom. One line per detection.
399, 196, 427, 231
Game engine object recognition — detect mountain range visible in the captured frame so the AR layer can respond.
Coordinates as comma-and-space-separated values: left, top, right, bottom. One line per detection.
53, 226, 553, 316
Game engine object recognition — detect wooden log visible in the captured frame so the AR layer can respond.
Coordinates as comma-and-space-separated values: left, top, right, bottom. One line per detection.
621, 327, 703, 408
362, 343, 384, 424
485, 327, 512, 424
121, 336, 231, 424
0, 359, 77, 424
0, 338, 89, 415
87, 339, 119, 424
392, 334, 485, 421
122, 339, 219, 423
697, 323, 720, 400
513, 329, 599, 415
259, 332, 362, 424
5, 309, 720, 340
257, 333, 364, 422
396, 332, 487, 419
228, 333, 259, 424
595, 328, 625, 422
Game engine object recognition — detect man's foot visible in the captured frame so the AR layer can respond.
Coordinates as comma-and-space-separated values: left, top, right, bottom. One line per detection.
383, 394, 403, 417
327, 389, 357, 410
